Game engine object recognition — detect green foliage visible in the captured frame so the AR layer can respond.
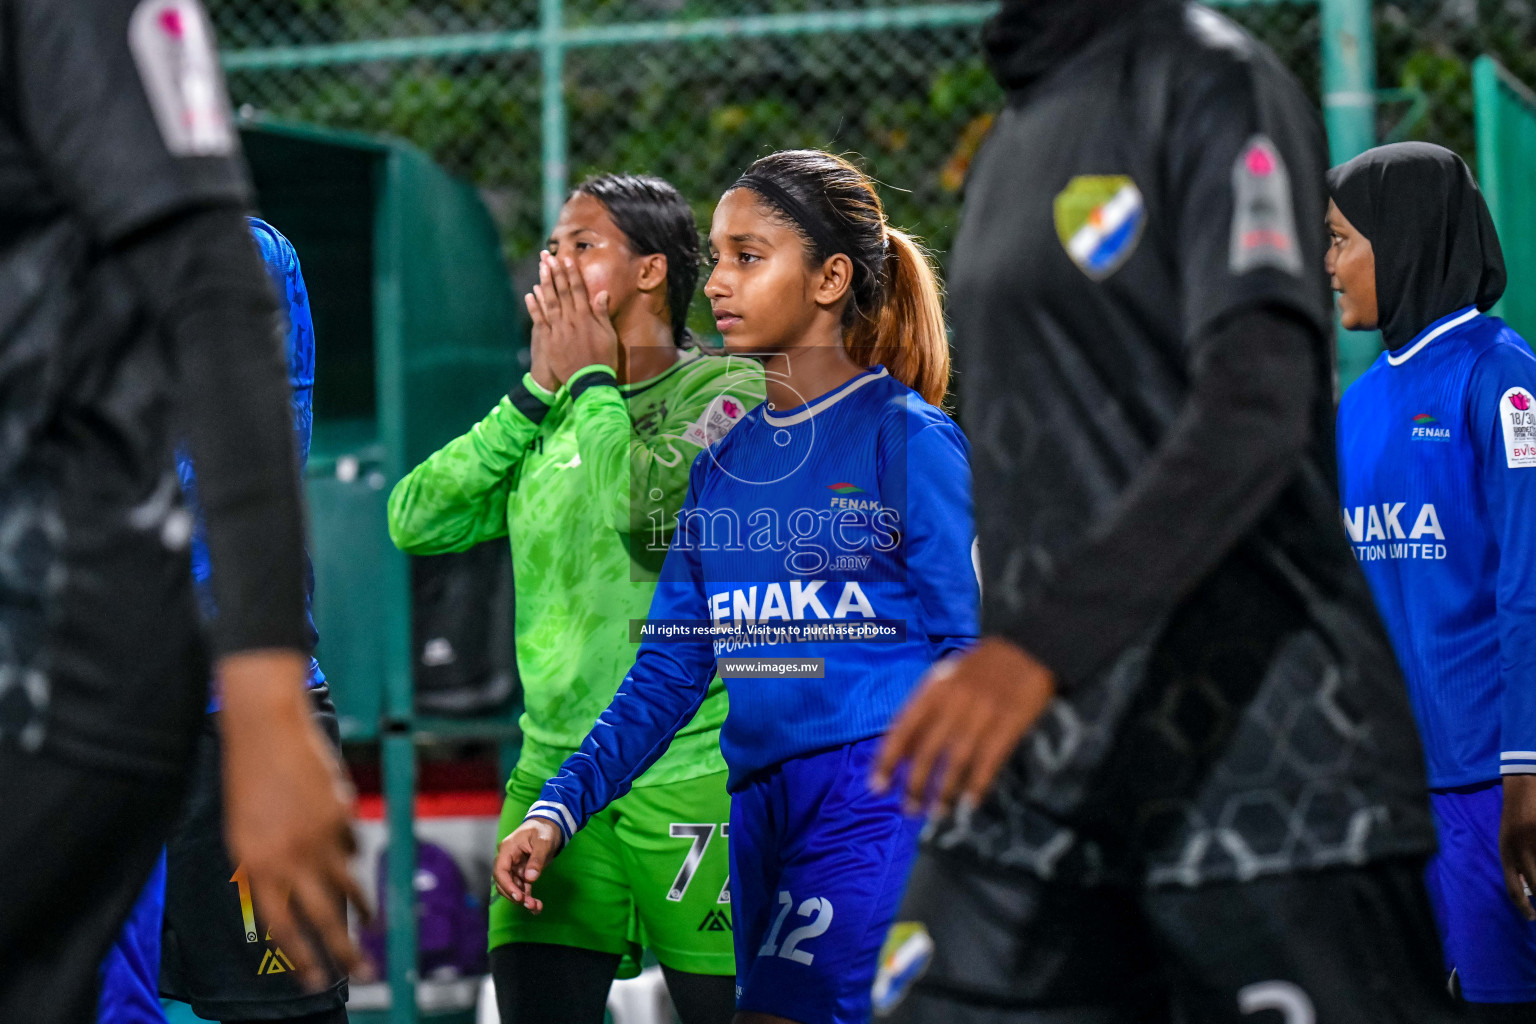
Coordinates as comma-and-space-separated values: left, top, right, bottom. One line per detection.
1378, 0, 1536, 173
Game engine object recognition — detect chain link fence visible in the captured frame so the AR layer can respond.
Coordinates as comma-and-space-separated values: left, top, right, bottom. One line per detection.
213, 1, 1320, 315
1378, 0, 1536, 169
212, 0, 1536, 336
213, 0, 1536, 348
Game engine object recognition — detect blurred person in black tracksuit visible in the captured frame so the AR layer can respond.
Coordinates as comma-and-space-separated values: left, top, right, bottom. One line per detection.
872, 2, 1463, 1021
0, 2, 363, 1021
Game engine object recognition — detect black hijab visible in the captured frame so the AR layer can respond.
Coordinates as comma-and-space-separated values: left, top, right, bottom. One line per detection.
1326, 142, 1506, 352
983, 0, 1154, 92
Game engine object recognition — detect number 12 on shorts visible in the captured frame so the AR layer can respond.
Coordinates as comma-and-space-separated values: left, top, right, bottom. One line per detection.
758, 891, 834, 966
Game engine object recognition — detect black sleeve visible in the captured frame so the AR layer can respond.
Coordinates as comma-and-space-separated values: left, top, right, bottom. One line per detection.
1163, 56, 1332, 342
1010, 306, 1318, 685
14, 0, 250, 242
118, 207, 310, 657
998, 55, 1334, 686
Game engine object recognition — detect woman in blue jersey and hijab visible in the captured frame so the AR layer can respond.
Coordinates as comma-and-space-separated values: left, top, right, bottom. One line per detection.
1331, 141, 1536, 1021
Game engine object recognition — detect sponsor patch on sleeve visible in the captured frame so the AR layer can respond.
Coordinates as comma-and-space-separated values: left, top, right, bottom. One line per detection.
128, 0, 237, 157
1229, 134, 1302, 276
1501, 387, 1536, 467
681, 393, 747, 448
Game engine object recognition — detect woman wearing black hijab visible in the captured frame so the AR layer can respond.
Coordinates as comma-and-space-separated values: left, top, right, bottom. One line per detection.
1333, 142, 1536, 1021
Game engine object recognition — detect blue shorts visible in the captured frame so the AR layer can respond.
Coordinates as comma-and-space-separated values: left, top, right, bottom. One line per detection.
98, 850, 168, 1024
729, 738, 923, 1024
1426, 781, 1536, 1003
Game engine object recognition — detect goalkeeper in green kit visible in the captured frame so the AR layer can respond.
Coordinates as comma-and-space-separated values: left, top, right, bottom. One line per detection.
388, 175, 762, 1023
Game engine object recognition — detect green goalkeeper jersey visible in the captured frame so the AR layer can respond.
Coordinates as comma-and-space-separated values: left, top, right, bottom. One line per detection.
388, 350, 764, 784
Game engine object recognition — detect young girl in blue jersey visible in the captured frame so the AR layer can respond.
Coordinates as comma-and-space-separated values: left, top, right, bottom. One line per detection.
1330, 142, 1536, 1020
494, 150, 978, 1024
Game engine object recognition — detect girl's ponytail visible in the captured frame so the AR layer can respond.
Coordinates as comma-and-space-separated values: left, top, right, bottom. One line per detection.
730, 150, 952, 406
845, 228, 949, 407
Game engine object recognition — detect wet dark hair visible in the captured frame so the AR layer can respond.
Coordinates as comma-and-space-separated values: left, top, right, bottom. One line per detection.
728, 150, 949, 405
572, 173, 700, 346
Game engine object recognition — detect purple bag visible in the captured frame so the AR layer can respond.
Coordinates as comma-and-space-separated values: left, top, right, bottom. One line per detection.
361, 841, 489, 979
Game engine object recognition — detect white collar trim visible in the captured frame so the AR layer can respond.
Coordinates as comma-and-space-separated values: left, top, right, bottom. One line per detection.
1386, 307, 1480, 366
762, 367, 888, 426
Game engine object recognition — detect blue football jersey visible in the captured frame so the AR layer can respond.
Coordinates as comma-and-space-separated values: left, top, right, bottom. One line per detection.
529, 366, 979, 839
1337, 306, 1536, 787
178, 218, 323, 697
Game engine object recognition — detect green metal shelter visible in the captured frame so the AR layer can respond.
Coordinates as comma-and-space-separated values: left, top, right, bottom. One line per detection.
1475, 57, 1536, 344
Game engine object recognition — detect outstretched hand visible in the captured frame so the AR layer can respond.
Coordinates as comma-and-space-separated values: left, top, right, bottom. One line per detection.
525, 251, 618, 386
493, 817, 565, 915
219, 651, 371, 990
871, 637, 1056, 819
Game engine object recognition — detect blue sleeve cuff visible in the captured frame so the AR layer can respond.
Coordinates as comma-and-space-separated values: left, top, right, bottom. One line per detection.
932, 635, 979, 664
1501, 751, 1536, 775
525, 800, 576, 839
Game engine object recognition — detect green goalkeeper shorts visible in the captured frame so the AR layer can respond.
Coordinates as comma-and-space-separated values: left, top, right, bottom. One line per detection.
488, 763, 736, 978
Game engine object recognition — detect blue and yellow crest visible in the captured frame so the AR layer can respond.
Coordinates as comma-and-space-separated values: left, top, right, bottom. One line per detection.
871, 921, 935, 1016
